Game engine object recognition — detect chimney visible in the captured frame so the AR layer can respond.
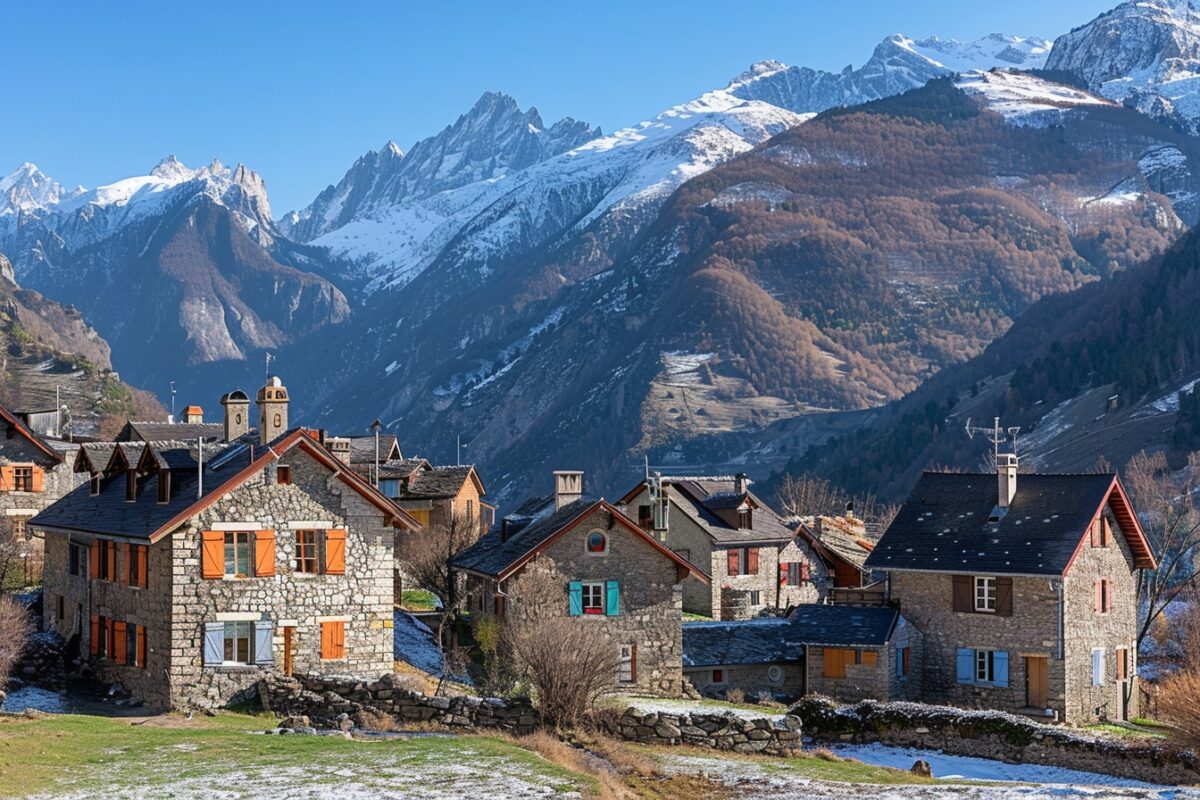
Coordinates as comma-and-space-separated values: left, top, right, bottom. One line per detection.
553, 470, 584, 511
997, 452, 1019, 508
182, 405, 204, 424
257, 376, 290, 446
220, 390, 250, 442
734, 472, 749, 495
326, 436, 351, 465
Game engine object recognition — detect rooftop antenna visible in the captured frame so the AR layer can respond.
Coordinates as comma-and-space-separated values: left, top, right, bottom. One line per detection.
965, 416, 1021, 459
197, 436, 204, 499
169, 381, 177, 420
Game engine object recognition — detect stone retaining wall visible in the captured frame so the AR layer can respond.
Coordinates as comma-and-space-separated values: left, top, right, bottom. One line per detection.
795, 697, 1200, 786
602, 708, 803, 755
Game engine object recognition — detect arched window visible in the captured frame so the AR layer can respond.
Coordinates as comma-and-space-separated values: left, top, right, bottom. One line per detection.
586, 530, 607, 555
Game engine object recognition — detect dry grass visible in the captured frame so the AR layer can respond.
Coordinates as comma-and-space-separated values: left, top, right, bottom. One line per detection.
0, 596, 31, 687
1159, 669, 1200, 752
724, 688, 745, 705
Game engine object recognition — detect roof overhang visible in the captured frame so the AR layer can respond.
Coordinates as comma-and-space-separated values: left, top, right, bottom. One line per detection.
1063, 475, 1157, 574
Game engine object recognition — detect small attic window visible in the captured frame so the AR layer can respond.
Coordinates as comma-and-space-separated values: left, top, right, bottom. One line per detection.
277, 465, 292, 485
90, 473, 101, 496
586, 530, 607, 555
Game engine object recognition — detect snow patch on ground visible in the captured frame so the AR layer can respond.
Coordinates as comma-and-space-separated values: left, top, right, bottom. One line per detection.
957, 70, 1114, 126
1137, 376, 1200, 417
661, 351, 716, 387
620, 695, 786, 721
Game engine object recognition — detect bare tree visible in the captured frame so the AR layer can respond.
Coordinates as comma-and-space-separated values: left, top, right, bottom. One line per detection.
0, 596, 31, 688
776, 473, 898, 531
1156, 599, 1200, 750
502, 567, 621, 728
1124, 450, 1200, 653
0, 524, 27, 594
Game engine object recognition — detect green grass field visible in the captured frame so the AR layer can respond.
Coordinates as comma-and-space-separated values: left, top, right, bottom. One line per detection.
400, 589, 438, 611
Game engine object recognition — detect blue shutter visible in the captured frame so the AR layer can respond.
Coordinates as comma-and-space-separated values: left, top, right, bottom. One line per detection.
993, 651, 1009, 687
568, 581, 583, 616
1092, 649, 1104, 686
606, 580, 620, 616
956, 648, 974, 684
254, 620, 273, 666
203, 622, 224, 665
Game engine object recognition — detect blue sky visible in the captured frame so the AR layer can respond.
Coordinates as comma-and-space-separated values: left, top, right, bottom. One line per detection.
3, 1, 1116, 213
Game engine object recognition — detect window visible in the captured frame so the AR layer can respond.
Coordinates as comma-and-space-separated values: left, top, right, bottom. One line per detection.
379, 478, 399, 496
974, 576, 996, 613
726, 547, 759, 577
1096, 578, 1112, 614
747, 590, 761, 606
68, 542, 81, 576
737, 508, 752, 529
785, 562, 809, 586
11, 516, 28, 540
1092, 648, 1105, 686
321, 620, 346, 660
586, 530, 608, 555
224, 532, 252, 577
711, 669, 724, 684
957, 648, 1008, 687
157, 471, 170, 503
582, 581, 605, 615
295, 530, 320, 574
90, 474, 101, 495
95, 540, 118, 582
637, 504, 652, 529
12, 466, 33, 492
127, 544, 148, 588
126, 623, 139, 667
276, 465, 292, 485
55, 594, 64, 621
898, 647, 910, 680
224, 621, 253, 664
619, 644, 636, 683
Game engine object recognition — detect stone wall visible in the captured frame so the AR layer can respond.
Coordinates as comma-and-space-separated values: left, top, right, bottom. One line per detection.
603, 707, 803, 755
685, 662, 805, 701
807, 645, 894, 703
796, 697, 1200, 787
777, 538, 825, 608
623, 487, 714, 616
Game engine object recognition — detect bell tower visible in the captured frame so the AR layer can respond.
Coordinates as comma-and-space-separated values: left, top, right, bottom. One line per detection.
257, 376, 289, 446
220, 390, 250, 442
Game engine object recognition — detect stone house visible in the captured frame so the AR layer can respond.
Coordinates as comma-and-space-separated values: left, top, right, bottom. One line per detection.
452, 471, 709, 696
794, 514, 877, 588
683, 605, 919, 704
865, 456, 1157, 724
32, 378, 420, 710
618, 474, 827, 619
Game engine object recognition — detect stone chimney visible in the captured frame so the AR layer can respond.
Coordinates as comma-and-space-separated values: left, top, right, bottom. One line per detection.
220, 390, 250, 442
183, 405, 204, 424
553, 470, 584, 511
734, 472, 749, 495
257, 376, 290, 446
997, 452, 1019, 508
326, 436, 351, 465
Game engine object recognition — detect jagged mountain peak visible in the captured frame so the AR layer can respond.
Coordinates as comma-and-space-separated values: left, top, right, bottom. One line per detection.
0, 161, 69, 215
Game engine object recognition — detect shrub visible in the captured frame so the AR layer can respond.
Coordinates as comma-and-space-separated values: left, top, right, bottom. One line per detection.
0, 596, 31, 687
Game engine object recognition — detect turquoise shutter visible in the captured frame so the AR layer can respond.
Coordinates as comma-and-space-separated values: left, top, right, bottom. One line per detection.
203, 622, 224, 665
568, 581, 583, 616
254, 620, 273, 665
993, 651, 1009, 687
606, 580, 620, 616
956, 648, 974, 684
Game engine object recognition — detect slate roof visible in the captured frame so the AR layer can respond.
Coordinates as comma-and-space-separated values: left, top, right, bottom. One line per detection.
863, 471, 1151, 576
0, 404, 64, 463
452, 498, 594, 578
347, 435, 401, 464
667, 478, 794, 545
683, 605, 899, 667
405, 465, 475, 499
118, 420, 224, 443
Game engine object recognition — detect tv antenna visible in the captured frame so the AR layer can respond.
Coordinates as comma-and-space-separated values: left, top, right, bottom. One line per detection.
965, 417, 1021, 459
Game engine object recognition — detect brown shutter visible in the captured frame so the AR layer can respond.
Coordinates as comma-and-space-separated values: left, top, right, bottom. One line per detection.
89, 615, 99, 655
201, 531, 224, 579
137, 546, 148, 589
861, 650, 878, 668
106, 541, 118, 582
952, 575, 973, 613
324, 529, 346, 575
1095, 580, 1102, 613
995, 577, 1013, 616
136, 625, 146, 668
113, 621, 127, 665
335, 621, 346, 658
747, 547, 759, 575
31, 466, 44, 493
89, 540, 100, 578
726, 549, 739, 576
254, 530, 276, 577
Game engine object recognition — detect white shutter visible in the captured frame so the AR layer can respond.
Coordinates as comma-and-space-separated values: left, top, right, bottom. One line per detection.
1092, 648, 1105, 686
254, 620, 274, 666
203, 622, 224, 665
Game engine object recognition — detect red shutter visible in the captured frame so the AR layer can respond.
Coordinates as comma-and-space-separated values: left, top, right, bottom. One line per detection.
105, 618, 115, 658
89, 541, 100, 578
89, 615, 99, 655
747, 547, 759, 575
1095, 580, 1102, 613
801, 562, 810, 582
113, 621, 127, 665
136, 625, 146, 668
324, 529, 346, 575
137, 546, 148, 589
201, 531, 224, 579
726, 549, 739, 576
254, 530, 276, 577
779, 563, 788, 586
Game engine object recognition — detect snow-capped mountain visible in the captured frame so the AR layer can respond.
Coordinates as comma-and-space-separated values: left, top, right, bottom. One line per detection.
1046, 0, 1200, 133
726, 33, 1051, 113
278, 92, 601, 243
0, 156, 347, 393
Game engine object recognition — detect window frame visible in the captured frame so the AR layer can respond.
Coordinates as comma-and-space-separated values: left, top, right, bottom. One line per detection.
11, 466, 33, 493
294, 529, 321, 574
223, 621, 254, 665
1092, 648, 1106, 687
618, 643, 636, 684
68, 542, 81, 576
975, 649, 995, 683
584, 530, 608, 556
974, 576, 997, 613
223, 531, 253, 578
276, 464, 292, 485
711, 668, 725, 685
581, 581, 605, 615
747, 590, 761, 607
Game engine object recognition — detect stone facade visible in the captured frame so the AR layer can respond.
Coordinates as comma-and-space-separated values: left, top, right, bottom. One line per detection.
462, 504, 690, 696
685, 661, 805, 700
889, 508, 1138, 724
805, 622, 923, 704
40, 447, 396, 710
0, 430, 82, 580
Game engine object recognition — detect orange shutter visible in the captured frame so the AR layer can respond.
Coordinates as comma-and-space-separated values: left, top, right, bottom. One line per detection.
324, 529, 346, 575
136, 625, 146, 668
107, 541, 119, 582
861, 650, 878, 669
30, 466, 44, 493
113, 621, 127, 665
0, 465, 13, 490
254, 530, 276, 577
105, 618, 115, 658
320, 622, 333, 659
121, 543, 131, 586
137, 546, 148, 588
201, 531, 224, 579
89, 541, 100, 578
334, 621, 345, 658
89, 615, 99, 655
747, 547, 759, 575
726, 549, 739, 576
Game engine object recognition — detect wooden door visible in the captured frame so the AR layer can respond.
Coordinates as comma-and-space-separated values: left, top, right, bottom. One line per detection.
283, 626, 294, 677
1026, 655, 1048, 709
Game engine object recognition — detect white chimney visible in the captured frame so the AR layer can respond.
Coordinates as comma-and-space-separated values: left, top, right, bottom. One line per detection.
997, 452, 1018, 508
553, 470, 583, 511
734, 472, 749, 495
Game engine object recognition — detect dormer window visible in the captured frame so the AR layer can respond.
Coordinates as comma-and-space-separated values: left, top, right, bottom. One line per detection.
157, 469, 171, 504
125, 469, 136, 502
586, 530, 608, 555
90, 473, 101, 496
738, 505, 753, 530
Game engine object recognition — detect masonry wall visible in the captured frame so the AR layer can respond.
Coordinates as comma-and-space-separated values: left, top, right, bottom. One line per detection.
806, 645, 891, 703
501, 505, 690, 696
1062, 507, 1140, 723
891, 571, 1066, 718
168, 451, 395, 709
776, 538, 826, 608
685, 662, 805, 699
624, 487, 715, 616
1, 437, 84, 581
